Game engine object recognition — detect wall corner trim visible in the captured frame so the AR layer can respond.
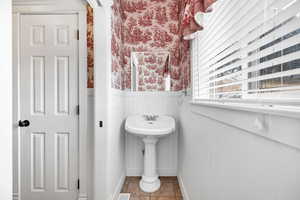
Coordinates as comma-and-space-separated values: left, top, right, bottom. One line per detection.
111, 173, 126, 200
78, 193, 88, 200
86, 0, 113, 8
86, 0, 100, 8
178, 175, 190, 200
13, 193, 19, 200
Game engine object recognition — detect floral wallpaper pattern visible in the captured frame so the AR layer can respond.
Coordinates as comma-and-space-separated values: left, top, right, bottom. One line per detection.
111, 0, 124, 89
133, 52, 170, 91
87, 5, 94, 88
181, 0, 216, 37
111, 0, 191, 91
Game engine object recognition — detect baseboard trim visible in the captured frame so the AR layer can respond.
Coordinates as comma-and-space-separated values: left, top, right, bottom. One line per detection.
15, 191, 87, 200
13, 193, 88, 200
13, 191, 88, 200
112, 173, 126, 200
178, 175, 190, 200
13, 193, 19, 200
78, 193, 88, 200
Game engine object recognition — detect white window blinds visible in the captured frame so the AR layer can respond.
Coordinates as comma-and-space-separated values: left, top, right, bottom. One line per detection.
192, 0, 300, 102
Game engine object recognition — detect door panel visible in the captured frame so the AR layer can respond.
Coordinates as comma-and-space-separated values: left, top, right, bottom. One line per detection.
55, 132, 70, 191
55, 56, 70, 115
31, 132, 46, 191
20, 14, 78, 200
31, 56, 46, 115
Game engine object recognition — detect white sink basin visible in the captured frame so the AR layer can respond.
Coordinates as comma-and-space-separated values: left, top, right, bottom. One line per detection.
125, 114, 176, 193
125, 115, 175, 137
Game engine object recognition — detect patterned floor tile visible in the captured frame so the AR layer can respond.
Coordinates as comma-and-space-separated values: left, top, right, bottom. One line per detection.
121, 177, 183, 200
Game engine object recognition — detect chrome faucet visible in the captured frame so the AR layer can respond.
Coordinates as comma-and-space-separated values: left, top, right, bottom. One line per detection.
143, 115, 159, 121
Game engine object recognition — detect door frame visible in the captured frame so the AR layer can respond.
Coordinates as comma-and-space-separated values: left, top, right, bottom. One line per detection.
13, 2, 88, 200
0, 0, 12, 199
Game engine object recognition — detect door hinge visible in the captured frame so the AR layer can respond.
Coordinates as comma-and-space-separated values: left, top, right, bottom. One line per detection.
76, 105, 80, 115
77, 30, 79, 40
77, 179, 80, 190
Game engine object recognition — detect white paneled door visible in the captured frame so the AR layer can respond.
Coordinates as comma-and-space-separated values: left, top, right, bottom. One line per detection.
20, 14, 79, 200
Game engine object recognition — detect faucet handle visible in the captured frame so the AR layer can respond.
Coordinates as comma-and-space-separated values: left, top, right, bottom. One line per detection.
143, 115, 159, 121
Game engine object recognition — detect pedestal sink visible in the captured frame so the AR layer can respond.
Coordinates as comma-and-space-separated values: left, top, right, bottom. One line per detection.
125, 115, 175, 193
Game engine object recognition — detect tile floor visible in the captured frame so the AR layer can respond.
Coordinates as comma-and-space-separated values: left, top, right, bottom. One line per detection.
121, 177, 183, 200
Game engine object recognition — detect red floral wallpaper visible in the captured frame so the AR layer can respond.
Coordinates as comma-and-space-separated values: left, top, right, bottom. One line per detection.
134, 52, 170, 91
111, 0, 124, 89
87, 5, 94, 88
181, 0, 216, 37
111, 0, 191, 91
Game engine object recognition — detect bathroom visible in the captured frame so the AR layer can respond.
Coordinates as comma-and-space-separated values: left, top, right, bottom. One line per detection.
1, 0, 300, 200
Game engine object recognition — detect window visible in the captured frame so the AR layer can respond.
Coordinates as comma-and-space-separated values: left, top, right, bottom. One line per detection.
192, 0, 300, 103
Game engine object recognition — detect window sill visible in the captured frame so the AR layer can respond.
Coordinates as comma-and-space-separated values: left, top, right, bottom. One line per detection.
190, 100, 300, 119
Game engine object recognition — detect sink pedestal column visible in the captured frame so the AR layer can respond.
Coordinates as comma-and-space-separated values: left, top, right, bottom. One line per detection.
140, 136, 161, 193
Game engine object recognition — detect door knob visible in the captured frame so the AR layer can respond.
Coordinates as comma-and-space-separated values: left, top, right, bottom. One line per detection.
18, 120, 30, 127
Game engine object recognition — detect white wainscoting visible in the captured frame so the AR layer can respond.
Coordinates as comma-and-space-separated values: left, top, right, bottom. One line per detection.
87, 89, 94, 200
106, 90, 126, 199
178, 96, 300, 200
124, 92, 184, 176
89, 88, 126, 200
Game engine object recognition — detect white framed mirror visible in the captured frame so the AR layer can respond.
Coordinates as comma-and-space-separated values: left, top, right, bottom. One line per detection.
131, 51, 170, 91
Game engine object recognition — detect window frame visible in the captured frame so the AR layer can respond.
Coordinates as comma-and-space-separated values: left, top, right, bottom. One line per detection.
191, 0, 300, 116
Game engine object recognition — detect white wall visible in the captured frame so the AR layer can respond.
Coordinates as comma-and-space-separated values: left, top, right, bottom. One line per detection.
106, 91, 126, 199
0, 0, 12, 199
87, 90, 94, 200
94, 5, 126, 200
92, 90, 126, 200
93, 5, 110, 199
124, 92, 181, 176
178, 97, 300, 200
